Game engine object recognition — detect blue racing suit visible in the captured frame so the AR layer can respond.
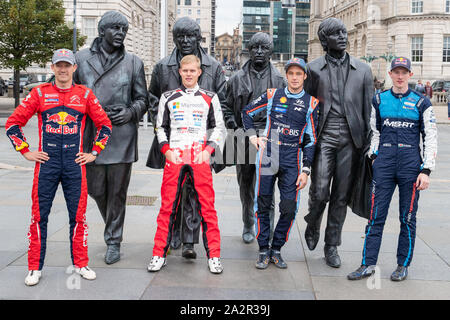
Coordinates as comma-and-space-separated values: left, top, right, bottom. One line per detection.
242, 88, 319, 250
362, 88, 437, 267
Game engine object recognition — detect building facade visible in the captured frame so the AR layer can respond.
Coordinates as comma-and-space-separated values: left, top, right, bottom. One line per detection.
308, 0, 450, 82
175, 0, 215, 55
215, 28, 242, 67
0, 0, 177, 84
242, 0, 310, 64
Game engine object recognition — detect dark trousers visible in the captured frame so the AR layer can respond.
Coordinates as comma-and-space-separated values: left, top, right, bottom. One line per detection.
305, 117, 358, 246
86, 163, 132, 245
236, 164, 275, 233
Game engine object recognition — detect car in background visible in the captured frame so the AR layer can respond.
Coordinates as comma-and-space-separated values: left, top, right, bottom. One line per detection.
23, 75, 54, 95
431, 80, 450, 92
0, 77, 7, 96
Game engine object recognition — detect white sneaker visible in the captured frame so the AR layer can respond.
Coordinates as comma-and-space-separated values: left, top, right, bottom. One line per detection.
75, 266, 96, 280
147, 256, 166, 272
25, 270, 41, 286
208, 257, 223, 274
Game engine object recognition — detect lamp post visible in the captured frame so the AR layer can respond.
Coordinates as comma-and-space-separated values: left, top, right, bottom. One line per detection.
73, 0, 77, 53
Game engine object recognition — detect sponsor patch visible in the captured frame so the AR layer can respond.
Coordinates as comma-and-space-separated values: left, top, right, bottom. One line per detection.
274, 107, 287, 113
44, 98, 59, 103
280, 97, 287, 103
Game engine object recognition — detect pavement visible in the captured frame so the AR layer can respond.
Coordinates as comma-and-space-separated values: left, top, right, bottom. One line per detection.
0, 96, 449, 303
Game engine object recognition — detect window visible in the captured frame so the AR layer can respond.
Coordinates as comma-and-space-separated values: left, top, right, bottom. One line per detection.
82, 17, 97, 45
447, 0, 450, 13
177, 9, 180, 15
188, 9, 192, 15
198, 0, 201, 5
177, 0, 181, 5
444, 36, 450, 62
411, 36, 423, 62
197, 9, 201, 15
185, 0, 191, 5
411, 0, 423, 14
196, 18, 201, 25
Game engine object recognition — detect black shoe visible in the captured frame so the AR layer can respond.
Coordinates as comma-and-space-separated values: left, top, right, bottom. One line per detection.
270, 250, 288, 269
347, 265, 375, 280
170, 229, 181, 250
391, 265, 408, 281
242, 225, 255, 244
324, 245, 341, 268
182, 243, 197, 259
305, 223, 320, 251
105, 244, 121, 265
255, 249, 271, 270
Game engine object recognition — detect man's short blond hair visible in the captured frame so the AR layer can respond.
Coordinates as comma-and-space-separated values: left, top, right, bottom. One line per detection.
180, 55, 201, 69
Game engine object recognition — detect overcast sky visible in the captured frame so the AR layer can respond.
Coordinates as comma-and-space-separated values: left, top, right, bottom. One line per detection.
215, 0, 243, 36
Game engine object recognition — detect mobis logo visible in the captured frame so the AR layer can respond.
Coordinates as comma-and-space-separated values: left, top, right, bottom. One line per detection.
276, 127, 299, 136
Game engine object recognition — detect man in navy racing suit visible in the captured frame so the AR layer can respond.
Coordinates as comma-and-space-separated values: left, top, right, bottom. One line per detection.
347, 57, 437, 282
242, 58, 319, 269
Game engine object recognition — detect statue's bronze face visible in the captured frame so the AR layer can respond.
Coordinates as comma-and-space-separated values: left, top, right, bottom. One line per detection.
174, 30, 199, 56
102, 24, 128, 49
326, 27, 348, 52
248, 33, 272, 69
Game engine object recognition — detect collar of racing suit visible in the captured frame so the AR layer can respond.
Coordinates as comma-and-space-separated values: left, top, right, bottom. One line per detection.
284, 87, 305, 99
390, 87, 411, 99
51, 81, 75, 93
181, 84, 200, 95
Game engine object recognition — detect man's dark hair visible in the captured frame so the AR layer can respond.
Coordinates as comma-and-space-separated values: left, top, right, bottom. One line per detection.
248, 32, 273, 53
317, 18, 347, 52
172, 17, 202, 42
98, 11, 129, 36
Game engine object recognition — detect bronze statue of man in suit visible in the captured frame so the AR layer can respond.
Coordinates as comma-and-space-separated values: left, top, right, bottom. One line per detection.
304, 18, 374, 268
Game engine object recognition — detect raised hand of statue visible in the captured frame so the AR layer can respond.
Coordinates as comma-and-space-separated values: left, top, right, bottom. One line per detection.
107, 104, 133, 126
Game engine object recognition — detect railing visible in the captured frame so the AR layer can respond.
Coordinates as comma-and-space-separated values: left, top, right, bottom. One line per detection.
433, 92, 448, 105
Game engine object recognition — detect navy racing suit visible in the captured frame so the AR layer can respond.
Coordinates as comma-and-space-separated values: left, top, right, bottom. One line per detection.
242, 87, 319, 250
362, 88, 437, 267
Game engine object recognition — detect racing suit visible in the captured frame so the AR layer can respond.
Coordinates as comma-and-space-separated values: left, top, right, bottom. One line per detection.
5, 83, 112, 270
153, 85, 226, 258
242, 88, 319, 250
362, 88, 437, 267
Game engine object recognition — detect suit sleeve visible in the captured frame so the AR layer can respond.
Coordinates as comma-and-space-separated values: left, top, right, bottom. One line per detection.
5, 89, 40, 154
155, 93, 171, 154
363, 67, 375, 144
205, 94, 227, 155
223, 77, 238, 129
241, 90, 271, 138
369, 94, 381, 158
129, 57, 149, 123
302, 97, 319, 169
148, 64, 162, 126
86, 91, 112, 155
420, 98, 437, 172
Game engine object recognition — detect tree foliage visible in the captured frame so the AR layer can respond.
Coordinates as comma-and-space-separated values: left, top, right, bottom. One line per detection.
0, 0, 86, 69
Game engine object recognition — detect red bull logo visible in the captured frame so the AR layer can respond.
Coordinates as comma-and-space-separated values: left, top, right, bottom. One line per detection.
47, 112, 78, 125
46, 112, 79, 135
95, 135, 109, 150
10, 134, 29, 151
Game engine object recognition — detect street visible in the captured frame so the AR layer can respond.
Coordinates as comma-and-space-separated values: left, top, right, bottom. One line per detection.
0, 109, 449, 301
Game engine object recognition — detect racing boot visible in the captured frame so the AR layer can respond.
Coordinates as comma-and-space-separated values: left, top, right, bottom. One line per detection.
75, 266, 97, 280
347, 265, 376, 280
105, 244, 121, 265
182, 243, 197, 259
324, 244, 341, 268
391, 266, 408, 281
208, 257, 223, 274
147, 256, 166, 272
255, 249, 271, 270
25, 270, 41, 286
270, 249, 288, 269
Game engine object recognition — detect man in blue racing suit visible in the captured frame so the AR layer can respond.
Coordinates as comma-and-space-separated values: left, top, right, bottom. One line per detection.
242, 58, 319, 269
348, 57, 438, 282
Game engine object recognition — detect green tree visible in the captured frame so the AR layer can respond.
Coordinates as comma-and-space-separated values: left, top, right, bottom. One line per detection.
0, 0, 86, 107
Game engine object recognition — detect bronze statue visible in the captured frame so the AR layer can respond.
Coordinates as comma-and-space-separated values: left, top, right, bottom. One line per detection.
304, 18, 374, 268
223, 32, 285, 243
74, 11, 149, 264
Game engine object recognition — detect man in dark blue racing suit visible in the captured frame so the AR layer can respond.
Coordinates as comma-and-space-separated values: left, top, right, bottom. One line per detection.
348, 57, 438, 282
242, 58, 319, 269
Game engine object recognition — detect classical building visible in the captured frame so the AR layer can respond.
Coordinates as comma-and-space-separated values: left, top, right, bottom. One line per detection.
215, 28, 242, 67
175, 0, 216, 55
0, 0, 177, 84
308, 0, 450, 82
